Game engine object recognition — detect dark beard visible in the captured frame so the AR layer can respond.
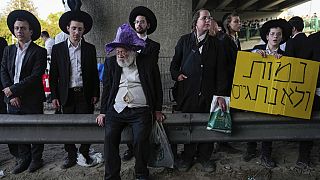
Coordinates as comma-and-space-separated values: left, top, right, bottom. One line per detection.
136, 28, 147, 34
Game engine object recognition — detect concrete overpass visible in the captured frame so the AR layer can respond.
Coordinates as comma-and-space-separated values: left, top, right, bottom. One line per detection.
81, 0, 310, 57
193, 0, 311, 20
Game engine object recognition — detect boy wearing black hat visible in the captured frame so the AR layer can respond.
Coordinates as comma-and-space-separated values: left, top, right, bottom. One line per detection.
244, 19, 292, 168
1, 10, 47, 174
122, 6, 161, 161
50, 4, 100, 169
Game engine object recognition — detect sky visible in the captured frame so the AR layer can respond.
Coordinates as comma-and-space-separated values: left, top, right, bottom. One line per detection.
0, 0, 64, 19
288, 0, 320, 16
0, 0, 320, 20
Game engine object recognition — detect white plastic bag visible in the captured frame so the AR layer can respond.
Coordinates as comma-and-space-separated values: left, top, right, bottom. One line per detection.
77, 148, 104, 167
148, 122, 174, 168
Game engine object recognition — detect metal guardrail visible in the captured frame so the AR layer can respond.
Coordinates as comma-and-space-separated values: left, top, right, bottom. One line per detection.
1, 112, 320, 144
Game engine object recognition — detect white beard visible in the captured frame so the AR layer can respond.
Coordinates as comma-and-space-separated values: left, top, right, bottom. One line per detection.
116, 51, 137, 68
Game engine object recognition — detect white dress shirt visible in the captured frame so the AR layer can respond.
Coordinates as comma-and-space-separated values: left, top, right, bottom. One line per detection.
68, 39, 83, 88
14, 40, 32, 84
45, 38, 55, 56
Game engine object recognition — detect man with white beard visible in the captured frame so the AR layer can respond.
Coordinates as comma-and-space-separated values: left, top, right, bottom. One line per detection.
96, 23, 164, 180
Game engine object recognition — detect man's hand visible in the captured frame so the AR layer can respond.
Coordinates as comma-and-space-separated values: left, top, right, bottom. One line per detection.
91, 97, 98, 104
10, 97, 21, 108
217, 97, 227, 112
3, 87, 13, 97
177, 74, 187, 81
155, 111, 166, 122
52, 99, 60, 109
96, 114, 106, 127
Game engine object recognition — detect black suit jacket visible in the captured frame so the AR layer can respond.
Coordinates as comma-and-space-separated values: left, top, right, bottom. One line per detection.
284, 33, 310, 59
219, 33, 241, 95
308, 32, 320, 87
170, 32, 228, 112
0, 37, 8, 91
50, 40, 100, 106
100, 54, 163, 114
1, 42, 46, 113
141, 38, 160, 63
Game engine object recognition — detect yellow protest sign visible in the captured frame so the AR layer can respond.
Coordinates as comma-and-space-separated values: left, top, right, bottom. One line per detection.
230, 51, 319, 119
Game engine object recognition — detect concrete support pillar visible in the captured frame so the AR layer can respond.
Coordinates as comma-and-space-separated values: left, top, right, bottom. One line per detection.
82, 0, 192, 58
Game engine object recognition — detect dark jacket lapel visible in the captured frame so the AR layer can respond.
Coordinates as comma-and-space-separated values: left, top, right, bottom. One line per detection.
20, 42, 35, 71
9, 45, 17, 79
63, 40, 71, 78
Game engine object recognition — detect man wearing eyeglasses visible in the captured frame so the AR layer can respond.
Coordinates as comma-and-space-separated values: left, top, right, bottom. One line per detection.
121, 6, 161, 161
170, 9, 228, 173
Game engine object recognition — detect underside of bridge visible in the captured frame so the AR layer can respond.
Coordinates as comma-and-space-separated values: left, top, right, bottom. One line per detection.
193, 0, 310, 13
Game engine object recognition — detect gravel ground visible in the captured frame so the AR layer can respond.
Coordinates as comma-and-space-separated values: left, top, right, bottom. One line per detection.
1, 141, 320, 180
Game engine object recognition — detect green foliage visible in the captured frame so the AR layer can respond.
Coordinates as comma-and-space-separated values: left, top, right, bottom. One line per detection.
0, 0, 63, 47
3, 0, 38, 17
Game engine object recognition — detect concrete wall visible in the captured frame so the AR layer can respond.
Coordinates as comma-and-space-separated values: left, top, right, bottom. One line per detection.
82, 0, 192, 58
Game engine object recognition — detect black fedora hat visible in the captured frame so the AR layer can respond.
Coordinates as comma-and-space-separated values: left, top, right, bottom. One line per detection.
59, 10, 93, 35
7, 10, 41, 41
129, 6, 157, 35
259, 19, 292, 44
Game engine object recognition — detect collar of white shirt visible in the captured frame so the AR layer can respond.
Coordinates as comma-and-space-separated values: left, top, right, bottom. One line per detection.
67, 38, 82, 49
266, 44, 279, 55
197, 32, 206, 42
15, 40, 32, 50
140, 35, 148, 41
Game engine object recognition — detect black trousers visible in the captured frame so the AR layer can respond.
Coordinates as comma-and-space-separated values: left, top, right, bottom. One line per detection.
298, 141, 313, 162
62, 89, 93, 158
247, 141, 272, 158
181, 143, 213, 162
104, 107, 152, 180
7, 104, 44, 162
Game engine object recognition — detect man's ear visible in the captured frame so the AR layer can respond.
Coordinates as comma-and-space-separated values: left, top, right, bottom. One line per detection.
147, 23, 150, 29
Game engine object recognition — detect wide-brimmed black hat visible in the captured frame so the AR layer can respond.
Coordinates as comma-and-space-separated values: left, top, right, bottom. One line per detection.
7, 10, 41, 41
259, 19, 292, 44
129, 6, 157, 35
59, 10, 93, 35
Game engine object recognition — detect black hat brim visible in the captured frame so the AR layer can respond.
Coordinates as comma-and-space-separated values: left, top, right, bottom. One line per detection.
59, 11, 93, 35
129, 6, 157, 35
7, 10, 41, 41
259, 19, 292, 44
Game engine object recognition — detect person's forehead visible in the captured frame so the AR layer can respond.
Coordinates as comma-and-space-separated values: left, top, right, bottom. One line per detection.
199, 10, 210, 16
69, 20, 84, 27
269, 27, 282, 32
116, 47, 127, 51
231, 16, 240, 21
135, 15, 146, 20
14, 20, 30, 27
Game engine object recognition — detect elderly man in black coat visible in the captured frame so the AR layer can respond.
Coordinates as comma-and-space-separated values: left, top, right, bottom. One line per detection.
96, 23, 164, 180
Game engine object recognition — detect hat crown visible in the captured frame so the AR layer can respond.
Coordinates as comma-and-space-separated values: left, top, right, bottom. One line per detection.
105, 23, 145, 54
115, 24, 142, 45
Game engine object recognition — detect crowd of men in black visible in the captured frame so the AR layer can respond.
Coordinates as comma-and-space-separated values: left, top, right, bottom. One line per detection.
1, 0, 320, 179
